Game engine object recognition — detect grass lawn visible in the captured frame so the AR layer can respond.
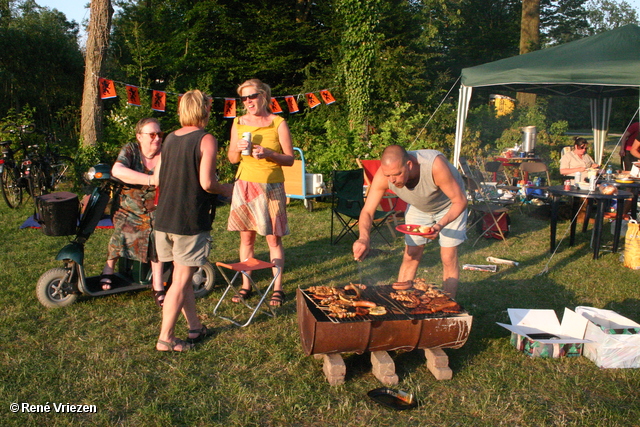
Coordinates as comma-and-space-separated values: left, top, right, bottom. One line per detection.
1, 194, 639, 426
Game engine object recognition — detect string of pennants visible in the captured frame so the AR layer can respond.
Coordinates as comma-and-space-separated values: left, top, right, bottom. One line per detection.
98, 77, 336, 118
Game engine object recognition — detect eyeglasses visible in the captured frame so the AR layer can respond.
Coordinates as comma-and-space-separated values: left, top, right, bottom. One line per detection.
577, 146, 587, 150
240, 93, 260, 102
140, 132, 163, 139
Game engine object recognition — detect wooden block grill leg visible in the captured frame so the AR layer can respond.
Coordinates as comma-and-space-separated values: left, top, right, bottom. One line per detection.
321, 354, 346, 386
424, 348, 453, 380
371, 351, 399, 385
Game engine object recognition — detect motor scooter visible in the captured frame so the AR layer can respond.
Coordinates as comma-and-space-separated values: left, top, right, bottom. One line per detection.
36, 163, 215, 308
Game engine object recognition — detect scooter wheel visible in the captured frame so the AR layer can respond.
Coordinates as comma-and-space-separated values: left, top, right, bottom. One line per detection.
36, 268, 78, 308
192, 261, 215, 299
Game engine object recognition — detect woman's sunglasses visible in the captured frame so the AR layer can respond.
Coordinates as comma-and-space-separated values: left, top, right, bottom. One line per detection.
140, 132, 163, 139
240, 93, 260, 102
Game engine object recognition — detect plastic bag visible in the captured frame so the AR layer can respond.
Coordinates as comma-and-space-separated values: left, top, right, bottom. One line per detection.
623, 220, 640, 270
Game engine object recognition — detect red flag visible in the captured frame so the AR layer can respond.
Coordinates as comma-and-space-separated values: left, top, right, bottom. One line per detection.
126, 85, 141, 106
98, 78, 116, 99
151, 90, 166, 112
270, 98, 283, 114
305, 92, 321, 109
223, 99, 236, 118
320, 89, 336, 105
284, 96, 299, 113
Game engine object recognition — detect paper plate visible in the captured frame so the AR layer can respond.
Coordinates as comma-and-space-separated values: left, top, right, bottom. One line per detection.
396, 224, 433, 236
367, 388, 418, 411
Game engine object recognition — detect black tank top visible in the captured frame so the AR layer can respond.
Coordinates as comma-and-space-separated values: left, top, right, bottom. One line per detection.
155, 129, 213, 235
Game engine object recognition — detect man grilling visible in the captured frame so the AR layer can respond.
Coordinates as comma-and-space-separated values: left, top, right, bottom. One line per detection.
352, 145, 468, 298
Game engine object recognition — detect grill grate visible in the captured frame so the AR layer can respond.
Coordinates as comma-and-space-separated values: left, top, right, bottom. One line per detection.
299, 285, 467, 324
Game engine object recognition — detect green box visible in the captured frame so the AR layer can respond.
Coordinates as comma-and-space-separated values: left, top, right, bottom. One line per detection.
510, 332, 583, 358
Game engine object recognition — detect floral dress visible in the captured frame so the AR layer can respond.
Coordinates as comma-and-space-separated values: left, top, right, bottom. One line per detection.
106, 142, 157, 263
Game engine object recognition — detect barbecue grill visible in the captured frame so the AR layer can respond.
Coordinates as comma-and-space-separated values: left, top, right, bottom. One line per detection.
296, 285, 473, 384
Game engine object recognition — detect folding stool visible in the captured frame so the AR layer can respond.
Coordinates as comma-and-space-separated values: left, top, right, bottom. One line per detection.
213, 258, 281, 327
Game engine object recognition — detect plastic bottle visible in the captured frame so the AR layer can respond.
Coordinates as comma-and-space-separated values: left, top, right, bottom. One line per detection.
606, 165, 613, 181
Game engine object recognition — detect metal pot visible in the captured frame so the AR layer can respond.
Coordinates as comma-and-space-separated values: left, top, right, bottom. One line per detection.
521, 126, 537, 153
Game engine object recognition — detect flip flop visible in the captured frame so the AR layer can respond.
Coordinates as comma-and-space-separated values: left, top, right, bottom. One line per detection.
232, 287, 253, 303
270, 290, 286, 307
100, 274, 116, 291
187, 325, 214, 344
156, 338, 194, 352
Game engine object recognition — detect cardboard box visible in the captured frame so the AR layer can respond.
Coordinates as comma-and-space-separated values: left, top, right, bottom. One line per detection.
497, 308, 591, 358
575, 306, 640, 368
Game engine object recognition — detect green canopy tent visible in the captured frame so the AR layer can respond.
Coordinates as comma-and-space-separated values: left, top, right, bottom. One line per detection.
454, 24, 640, 167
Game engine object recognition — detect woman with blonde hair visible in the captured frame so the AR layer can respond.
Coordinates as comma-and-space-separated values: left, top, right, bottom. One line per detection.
154, 89, 233, 352
227, 79, 294, 307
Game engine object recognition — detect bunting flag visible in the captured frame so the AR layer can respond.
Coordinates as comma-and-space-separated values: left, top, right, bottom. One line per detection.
305, 92, 321, 109
320, 89, 336, 105
270, 98, 283, 114
99, 78, 116, 99
126, 85, 141, 106
151, 90, 166, 112
223, 99, 236, 118
97, 76, 336, 115
285, 96, 299, 113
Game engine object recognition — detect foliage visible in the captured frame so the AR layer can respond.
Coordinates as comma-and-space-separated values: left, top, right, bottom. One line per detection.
0, 0, 83, 129
541, 0, 591, 46
585, 0, 639, 33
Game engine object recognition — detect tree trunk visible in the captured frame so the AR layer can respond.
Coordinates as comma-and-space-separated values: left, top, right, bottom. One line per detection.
80, 0, 113, 148
517, 0, 540, 107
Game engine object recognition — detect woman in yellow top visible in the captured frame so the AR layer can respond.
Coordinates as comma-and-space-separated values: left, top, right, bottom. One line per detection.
227, 79, 294, 306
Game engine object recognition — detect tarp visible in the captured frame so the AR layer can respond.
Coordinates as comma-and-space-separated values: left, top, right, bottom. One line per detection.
454, 24, 640, 167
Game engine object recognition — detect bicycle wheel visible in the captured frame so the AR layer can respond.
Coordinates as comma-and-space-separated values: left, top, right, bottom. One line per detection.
1, 165, 23, 208
28, 164, 48, 199
49, 155, 73, 191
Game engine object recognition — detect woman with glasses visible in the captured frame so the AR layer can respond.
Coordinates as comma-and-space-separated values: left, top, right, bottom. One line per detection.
560, 137, 599, 182
99, 118, 167, 308
227, 79, 294, 307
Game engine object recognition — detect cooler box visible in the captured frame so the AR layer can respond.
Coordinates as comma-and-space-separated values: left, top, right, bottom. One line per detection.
35, 192, 79, 236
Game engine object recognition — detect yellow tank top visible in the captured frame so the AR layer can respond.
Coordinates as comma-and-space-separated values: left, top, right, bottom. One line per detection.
235, 115, 286, 183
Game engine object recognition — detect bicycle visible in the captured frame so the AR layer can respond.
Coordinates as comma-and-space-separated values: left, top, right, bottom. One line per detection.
38, 130, 74, 192
0, 123, 34, 208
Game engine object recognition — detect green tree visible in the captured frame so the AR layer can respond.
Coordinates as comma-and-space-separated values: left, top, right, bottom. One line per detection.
0, 0, 83, 130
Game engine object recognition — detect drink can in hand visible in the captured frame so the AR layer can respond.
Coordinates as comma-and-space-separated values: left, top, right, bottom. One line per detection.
241, 132, 252, 156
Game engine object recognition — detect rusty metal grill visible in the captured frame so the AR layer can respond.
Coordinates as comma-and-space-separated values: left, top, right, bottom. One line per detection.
299, 285, 467, 324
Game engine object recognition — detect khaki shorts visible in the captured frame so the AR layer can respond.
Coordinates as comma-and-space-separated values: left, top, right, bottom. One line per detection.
154, 231, 211, 266
404, 205, 467, 248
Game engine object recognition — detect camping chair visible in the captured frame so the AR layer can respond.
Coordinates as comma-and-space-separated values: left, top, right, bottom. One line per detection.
484, 161, 510, 185
330, 169, 393, 245
213, 258, 280, 327
459, 157, 510, 246
356, 158, 408, 235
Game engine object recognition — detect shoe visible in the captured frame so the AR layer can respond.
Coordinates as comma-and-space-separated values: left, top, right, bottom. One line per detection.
187, 325, 213, 344
100, 274, 116, 291
152, 289, 166, 308
156, 338, 194, 352
232, 287, 252, 303
270, 290, 286, 307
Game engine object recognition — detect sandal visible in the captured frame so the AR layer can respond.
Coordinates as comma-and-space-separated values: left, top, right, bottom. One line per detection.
270, 290, 286, 307
187, 325, 213, 344
156, 338, 194, 352
100, 274, 116, 291
232, 287, 253, 303
152, 289, 166, 308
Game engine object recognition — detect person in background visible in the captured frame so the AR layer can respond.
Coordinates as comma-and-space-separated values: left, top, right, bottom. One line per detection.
100, 118, 166, 307
154, 90, 233, 352
560, 137, 599, 181
352, 145, 468, 298
619, 121, 639, 171
227, 79, 294, 307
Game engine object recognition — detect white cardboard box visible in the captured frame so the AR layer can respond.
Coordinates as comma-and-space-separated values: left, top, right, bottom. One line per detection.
497, 308, 591, 358
575, 306, 640, 368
